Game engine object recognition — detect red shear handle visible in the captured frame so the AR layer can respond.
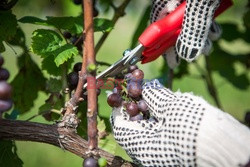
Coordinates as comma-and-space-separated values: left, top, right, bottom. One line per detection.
139, 0, 233, 64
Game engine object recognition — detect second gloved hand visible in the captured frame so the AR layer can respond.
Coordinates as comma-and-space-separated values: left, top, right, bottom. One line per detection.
151, 0, 222, 68
110, 80, 250, 167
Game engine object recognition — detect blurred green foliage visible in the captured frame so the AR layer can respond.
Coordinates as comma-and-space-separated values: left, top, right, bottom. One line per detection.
0, 0, 249, 167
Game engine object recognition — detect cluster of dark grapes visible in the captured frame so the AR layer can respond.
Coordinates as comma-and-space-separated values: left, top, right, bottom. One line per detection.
107, 65, 150, 121
0, 54, 13, 116
83, 156, 107, 167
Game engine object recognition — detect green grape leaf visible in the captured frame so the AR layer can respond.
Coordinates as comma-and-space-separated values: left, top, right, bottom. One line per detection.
53, 43, 78, 67
46, 77, 62, 93
0, 141, 23, 167
0, 10, 17, 41
31, 29, 77, 67
18, 16, 48, 26
31, 29, 64, 57
7, 27, 26, 48
19, 16, 113, 34
94, 18, 113, 32
210, 43, 250, 90
98, 134, 118, 155
11, 53, 46, 114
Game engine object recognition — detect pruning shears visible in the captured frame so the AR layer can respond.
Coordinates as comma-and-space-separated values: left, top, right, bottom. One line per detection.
96, 0, 233, 80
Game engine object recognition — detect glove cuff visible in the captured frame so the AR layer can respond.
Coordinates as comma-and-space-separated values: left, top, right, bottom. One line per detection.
196, 106, 250, 167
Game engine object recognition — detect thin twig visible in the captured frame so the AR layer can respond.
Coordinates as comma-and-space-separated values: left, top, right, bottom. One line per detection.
95, 0, 132, 54
83, 0, 98, 151
204, 56, 223, 109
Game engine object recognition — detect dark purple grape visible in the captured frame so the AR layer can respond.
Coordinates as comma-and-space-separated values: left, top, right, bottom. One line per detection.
132, 69, 144, 80
93, 8, 99, 17
0, 56, 4, 67
0, 68, 10, 81
63, 31, 72, 39
73, 62, 82, 72
127, 82, 142, 99
245, 111, 250, 124
130, 114, 143, 121
107, 93, 122, 107
67, 72, 79, 90
96, 89, 101, 96
138, 100, 148, 114
0, 99, 13, 112
126, 102, 139, 117
71, 36, 78, 44
127, 65, 138, 73
73, 0, 82, 5
0, 81, 11, 100
83, 157, 98, 167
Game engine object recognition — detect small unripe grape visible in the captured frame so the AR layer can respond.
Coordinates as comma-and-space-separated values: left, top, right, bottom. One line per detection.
0, 99, 13, 112
126, 102, 139, 117
138, 100, 148, 114
0, 68, 10, 81
73, 62, 82, 72
130, 114, 143, 121
0, 81, 12, 100
132, 69, 144, 80
98, 157, 107, 167
107, 93, 122, 107
83, 157, 98, 167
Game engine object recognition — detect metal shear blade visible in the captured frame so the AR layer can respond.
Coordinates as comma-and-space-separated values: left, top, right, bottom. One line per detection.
96, 44, 144, 80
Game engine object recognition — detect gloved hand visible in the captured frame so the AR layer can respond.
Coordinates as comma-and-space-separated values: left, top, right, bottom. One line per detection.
110, 80, 250, 167
151, 0, 222, 68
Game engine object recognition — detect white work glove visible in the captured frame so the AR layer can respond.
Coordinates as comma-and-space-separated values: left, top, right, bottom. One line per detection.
110, 80, 250, 167
151, 0, 222, 68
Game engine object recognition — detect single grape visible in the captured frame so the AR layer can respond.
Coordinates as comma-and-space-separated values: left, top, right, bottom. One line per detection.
67, 72, 79, 90
98, 157, 107, 167
83, 157, 98, 167
126, 102, 139, 117
127, 65, 138, 73
0, 56, 4, 67
71, 36, 78, 44
127, 82, 142, 99
73, 0, 82, 5
63, 31, 72, 39
93, 8, 99, 17
130, 114, 143, 121
138, 100, 148, 114
73, 62, 82, 72
107, 93, 122, 107
245, 111, 250, 124
0, 99, 13, 112
0, 68, 10, 81
132, 69, 144, 80
0, 81, 12, 100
